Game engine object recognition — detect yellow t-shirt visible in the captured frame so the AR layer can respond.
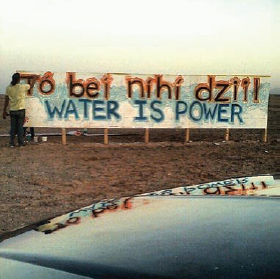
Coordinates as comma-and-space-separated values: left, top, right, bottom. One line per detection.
5, 84, 30, 111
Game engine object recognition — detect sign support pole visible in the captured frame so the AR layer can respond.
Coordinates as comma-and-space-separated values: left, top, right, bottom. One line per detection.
225, 128, 230, 141
185, 128, 190, 143
104, 128, 109, 145
62, 128, 67, 145
145, 128, 149, 143
263, 128, 267, 142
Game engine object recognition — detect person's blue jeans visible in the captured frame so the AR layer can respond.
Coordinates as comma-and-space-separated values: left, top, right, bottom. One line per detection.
10, 109, 25, 146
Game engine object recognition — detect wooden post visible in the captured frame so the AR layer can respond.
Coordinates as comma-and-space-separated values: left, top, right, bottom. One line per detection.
104, 128, 109, 145
62, 128, 67, 145
185, 128, 190, 143
225, 128, 230, 141
145, 128, 149, 143
263, 128, 267, 142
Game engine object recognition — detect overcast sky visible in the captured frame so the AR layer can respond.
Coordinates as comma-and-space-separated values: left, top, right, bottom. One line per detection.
0, 0, 278, 93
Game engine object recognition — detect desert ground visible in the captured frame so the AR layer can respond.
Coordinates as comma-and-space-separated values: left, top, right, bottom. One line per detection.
0, 121, 278, 239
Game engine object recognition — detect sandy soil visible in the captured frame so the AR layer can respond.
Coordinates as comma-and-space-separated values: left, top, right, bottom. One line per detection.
0, 126, 278, 238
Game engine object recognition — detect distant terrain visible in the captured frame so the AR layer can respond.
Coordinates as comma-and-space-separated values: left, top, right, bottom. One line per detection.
270, 88, 280, 95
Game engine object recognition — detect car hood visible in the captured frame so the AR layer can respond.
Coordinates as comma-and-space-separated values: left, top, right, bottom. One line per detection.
0, 175, 279, 278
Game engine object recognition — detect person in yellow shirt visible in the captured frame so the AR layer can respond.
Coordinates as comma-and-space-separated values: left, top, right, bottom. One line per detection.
3, 73, 37, 147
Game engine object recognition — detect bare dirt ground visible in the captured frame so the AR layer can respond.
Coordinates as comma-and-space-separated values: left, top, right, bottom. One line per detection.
0, 124, 278, 238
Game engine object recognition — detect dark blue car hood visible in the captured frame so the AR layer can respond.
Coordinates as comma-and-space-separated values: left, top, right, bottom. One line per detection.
0, 175, 279, 278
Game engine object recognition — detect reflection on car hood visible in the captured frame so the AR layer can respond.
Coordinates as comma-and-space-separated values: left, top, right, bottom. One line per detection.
0, 175, 279, 279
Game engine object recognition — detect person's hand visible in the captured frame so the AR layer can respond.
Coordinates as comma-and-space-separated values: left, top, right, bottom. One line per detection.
2, 111, 9, 119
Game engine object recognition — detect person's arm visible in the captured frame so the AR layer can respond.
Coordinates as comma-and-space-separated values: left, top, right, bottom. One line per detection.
2, 95, 9, 119
30, 74, 39, 89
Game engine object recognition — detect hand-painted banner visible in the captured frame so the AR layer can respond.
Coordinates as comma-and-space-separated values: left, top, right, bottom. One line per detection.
21, 72, 270, 128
